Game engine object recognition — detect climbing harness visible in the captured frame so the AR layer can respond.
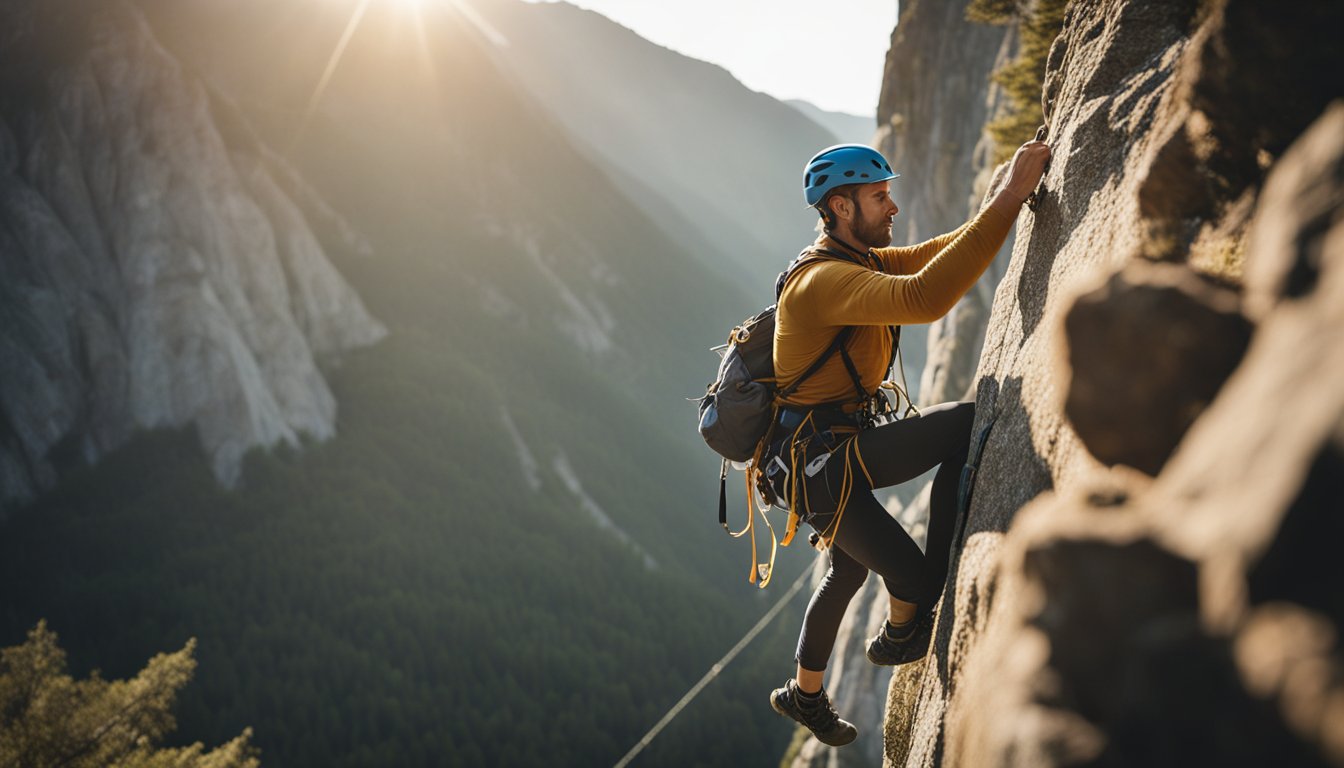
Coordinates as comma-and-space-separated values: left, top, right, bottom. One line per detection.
755, 240, 921, 572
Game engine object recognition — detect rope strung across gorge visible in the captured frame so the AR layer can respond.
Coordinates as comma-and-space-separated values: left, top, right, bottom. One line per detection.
611, 561, 814, 768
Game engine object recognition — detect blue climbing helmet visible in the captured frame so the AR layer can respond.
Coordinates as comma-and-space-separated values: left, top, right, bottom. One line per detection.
802, 144, 899, 207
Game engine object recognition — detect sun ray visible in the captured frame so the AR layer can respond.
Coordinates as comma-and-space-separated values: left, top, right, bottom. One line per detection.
287, 0, 374, 154
412, 0, 440, 91
448, 0, 509, 48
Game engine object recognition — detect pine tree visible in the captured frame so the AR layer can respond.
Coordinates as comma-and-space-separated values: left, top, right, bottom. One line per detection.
968, 0, 1071, 163
0, 622, 259, 768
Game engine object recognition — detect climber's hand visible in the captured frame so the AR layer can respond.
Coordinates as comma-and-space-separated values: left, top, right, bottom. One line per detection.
1003, 140, 1052, 204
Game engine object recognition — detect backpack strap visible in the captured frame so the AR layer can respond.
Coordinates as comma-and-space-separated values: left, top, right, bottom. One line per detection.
886, 326, 901, 382
777, 326, 856, 400
815, 244, 905, 402
837, 344, 868, 403
775, 245, 888, 405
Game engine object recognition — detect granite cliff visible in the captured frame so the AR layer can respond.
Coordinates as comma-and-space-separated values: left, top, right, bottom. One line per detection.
0, 1, 386, 507
877, 0, 1344, 765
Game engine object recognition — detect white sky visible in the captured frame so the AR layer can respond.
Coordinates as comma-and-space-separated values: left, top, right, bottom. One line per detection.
521, 0, 898, 117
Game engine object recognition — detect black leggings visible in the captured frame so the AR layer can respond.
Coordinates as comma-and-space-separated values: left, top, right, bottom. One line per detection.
793, 401, 973, 672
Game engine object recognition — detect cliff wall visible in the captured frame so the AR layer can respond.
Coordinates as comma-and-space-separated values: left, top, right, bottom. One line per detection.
882, 0, 1344, 764
0, 1, 385, 507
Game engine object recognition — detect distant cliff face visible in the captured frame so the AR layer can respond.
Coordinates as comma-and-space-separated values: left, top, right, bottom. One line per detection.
882, 0, 1344, 765
0, 1, 385, 507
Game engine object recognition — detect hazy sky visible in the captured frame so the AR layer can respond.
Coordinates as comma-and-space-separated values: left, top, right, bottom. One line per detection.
521, 0, 899, 117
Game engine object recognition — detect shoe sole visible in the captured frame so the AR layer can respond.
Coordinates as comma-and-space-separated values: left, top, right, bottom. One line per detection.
769, 692, 792, 720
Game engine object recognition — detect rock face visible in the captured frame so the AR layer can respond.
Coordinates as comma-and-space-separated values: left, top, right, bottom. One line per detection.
947, 101, 1344, 768
873, 0, 1012, 256
883, 0, 1344, 764
1061, 260, 1251, 476
0, 1, 385, 507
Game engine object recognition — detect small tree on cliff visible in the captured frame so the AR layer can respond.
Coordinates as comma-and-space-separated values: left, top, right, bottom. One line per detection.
968, 0, 1070, 163
0, 621, 259, 768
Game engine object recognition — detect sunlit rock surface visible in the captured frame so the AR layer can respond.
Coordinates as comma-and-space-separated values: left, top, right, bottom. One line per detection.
946, 102, 1344, 768
882, 0, 1344, 764
1061, 259, 1251, 476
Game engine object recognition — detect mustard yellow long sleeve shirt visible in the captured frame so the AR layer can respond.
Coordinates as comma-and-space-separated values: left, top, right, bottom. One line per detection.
774, 204, 1014, 407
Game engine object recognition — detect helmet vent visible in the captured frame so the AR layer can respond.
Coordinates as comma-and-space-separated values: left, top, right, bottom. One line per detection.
814, 174, 829, 186
844, 170, 855, 177
860, 173, 869, 178
871, 159, 883, 169
811, 161, 835, 173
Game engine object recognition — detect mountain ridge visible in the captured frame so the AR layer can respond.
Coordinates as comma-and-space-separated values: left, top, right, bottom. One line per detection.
785, 99, 877, 145
476, 0, 840, 287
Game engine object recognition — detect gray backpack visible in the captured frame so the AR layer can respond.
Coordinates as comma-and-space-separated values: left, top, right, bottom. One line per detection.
696, 248, 875, 586
697, 248, 874, 462
697, 304, 855, 463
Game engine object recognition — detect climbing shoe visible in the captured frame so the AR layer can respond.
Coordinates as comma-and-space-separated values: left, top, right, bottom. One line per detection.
866, 611, 936, 666
769, 679, 857, 747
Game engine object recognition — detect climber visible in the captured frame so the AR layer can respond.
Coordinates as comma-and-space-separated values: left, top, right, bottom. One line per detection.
767, 140, 1050, 746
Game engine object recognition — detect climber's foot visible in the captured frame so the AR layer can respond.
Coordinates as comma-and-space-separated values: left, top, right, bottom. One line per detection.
769, 679, 857, 747
866, 611, 935, 666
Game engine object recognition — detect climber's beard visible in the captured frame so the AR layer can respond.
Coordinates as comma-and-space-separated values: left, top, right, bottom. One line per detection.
853, 205, 894, 249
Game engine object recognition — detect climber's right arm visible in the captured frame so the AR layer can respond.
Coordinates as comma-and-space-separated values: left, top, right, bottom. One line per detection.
873, 138, 1052, 276
801, 203, 1015, 326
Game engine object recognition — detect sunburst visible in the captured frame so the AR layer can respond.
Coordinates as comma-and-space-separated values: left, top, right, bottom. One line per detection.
287, 0, 375, 153
287, 0, 507, 152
